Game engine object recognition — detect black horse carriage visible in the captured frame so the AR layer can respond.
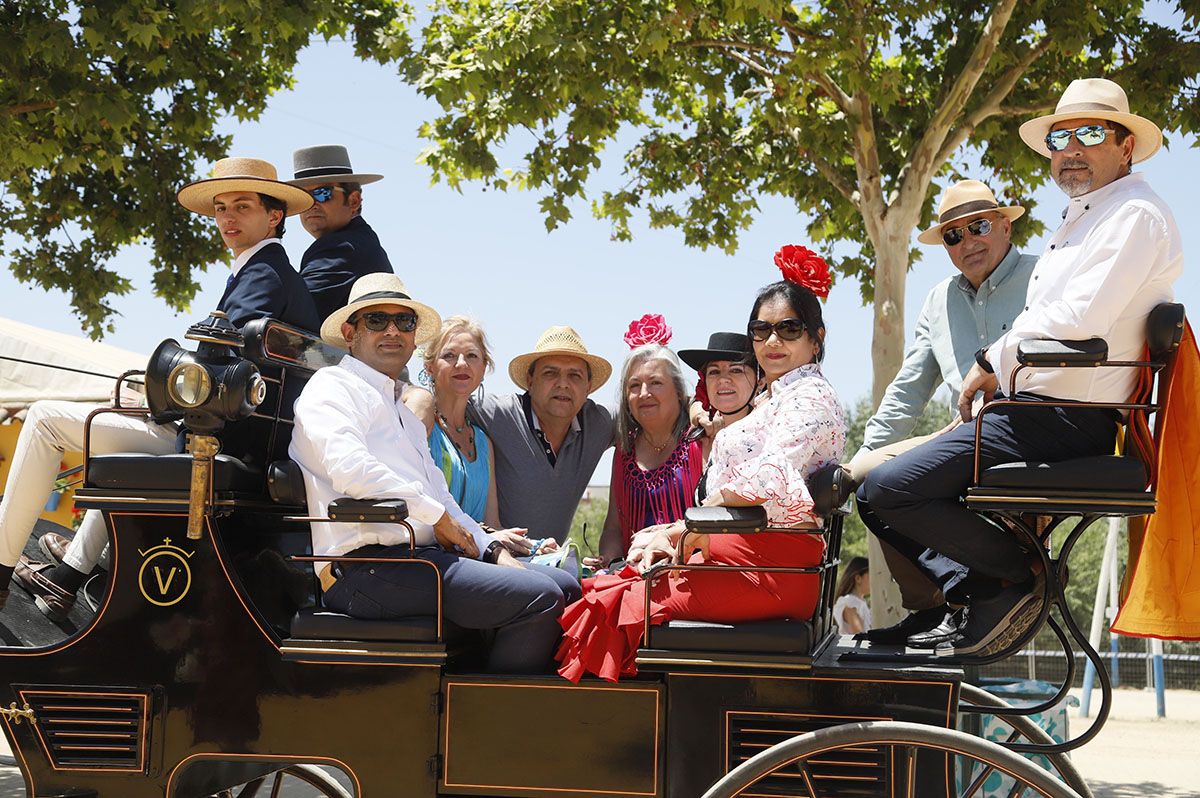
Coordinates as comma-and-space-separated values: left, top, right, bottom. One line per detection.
0, 303, 1185, 798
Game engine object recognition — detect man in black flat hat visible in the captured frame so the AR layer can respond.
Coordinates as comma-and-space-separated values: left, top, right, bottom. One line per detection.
290, 144, 394, 320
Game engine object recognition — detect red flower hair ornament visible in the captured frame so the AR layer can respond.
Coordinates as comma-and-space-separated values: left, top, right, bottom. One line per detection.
624, 314, 673, 348
774, 245, 831, 299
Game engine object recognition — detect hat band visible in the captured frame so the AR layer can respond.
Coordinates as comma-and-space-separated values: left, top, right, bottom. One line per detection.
938, 199, 999, 223
294, 165, 354, 179
352, 290, 412, 305
1053, 100, 1124, 116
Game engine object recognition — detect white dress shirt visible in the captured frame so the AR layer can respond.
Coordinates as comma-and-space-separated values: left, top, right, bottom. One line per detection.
231, 237, 282, 277
289, 354, 492, 566
986, 172, 1182, 403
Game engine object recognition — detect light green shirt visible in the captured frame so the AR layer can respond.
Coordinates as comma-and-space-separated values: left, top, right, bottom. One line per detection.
858, 246, 1037, 454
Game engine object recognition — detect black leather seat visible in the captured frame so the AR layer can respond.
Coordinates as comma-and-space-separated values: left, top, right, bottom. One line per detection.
980, 455, 1147, 492
289, 607, 438, 642
648, 618, 813, 654
86, 453, 262, 493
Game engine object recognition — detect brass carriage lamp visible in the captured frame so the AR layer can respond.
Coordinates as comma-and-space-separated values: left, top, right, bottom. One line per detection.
145, 311, 267, 539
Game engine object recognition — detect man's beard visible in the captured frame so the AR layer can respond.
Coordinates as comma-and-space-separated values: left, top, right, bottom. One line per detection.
1054, 159, 1093, 198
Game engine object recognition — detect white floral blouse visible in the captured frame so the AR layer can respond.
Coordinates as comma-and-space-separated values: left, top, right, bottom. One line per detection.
707, 363, 846, 526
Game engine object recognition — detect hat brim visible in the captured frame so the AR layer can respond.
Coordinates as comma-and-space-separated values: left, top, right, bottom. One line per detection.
289, 173, 384, 187
677, 348, 751, 372
508, 350, 613, 394
916, 205, 1025, 245
320, 297, 443, 350
177, 177, 315, 217
1018, 111, 1162, 163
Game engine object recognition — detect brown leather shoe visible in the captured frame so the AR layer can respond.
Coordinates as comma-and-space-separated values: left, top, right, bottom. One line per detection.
38, 532, 72, 566
13, 556, 75, 622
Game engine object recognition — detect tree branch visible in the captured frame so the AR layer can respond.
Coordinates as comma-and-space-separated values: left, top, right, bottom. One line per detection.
710, 48, 776, 81
6, 101, 57, 116
932, 34, 1055, 166
807, 71, 853, 116
681, 38, 792, 59
897, 0, 1020, 212
801, 146, 856, 203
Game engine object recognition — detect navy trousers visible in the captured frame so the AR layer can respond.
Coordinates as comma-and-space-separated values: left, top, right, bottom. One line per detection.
323, 544, 579, 673
857, 395, 1118, 606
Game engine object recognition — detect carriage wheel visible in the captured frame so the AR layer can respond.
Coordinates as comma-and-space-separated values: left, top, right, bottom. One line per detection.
958, 684, 1092, 798
211, 764, 354, 798
701, 720, 1084, 798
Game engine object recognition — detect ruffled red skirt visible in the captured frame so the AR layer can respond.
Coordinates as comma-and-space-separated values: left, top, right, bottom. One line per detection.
556, 531, 825, 683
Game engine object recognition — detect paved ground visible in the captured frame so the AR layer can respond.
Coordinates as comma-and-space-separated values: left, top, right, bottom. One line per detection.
0, 687, 1194, 795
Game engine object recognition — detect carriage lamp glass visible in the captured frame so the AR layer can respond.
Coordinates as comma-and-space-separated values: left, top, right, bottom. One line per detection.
247, 374, 267, 406
168, 362, 212, 408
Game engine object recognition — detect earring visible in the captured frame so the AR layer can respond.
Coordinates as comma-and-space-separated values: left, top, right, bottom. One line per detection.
418, 368, 432, 388
475, 382, 485, 402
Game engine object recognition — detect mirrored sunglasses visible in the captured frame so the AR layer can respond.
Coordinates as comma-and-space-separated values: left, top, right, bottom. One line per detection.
309, 186, 343, 203
1044, 124, 1114, 152
941, 217, 992, 247
354, 311, 418, 333
747, 318, 806, 342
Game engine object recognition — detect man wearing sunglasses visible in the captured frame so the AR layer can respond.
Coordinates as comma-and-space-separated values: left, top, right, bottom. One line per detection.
845, 179, 1036, 645
857, 78, 1182, 656
290, 145, 395, 321
288, 274, 577, 673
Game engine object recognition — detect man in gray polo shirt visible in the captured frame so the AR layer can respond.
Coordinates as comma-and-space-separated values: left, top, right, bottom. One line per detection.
470, 326, 614, 543
847, 179, 1036, 644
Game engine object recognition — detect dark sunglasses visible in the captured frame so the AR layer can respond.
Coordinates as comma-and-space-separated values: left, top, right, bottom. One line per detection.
748, 318, 807, 342
941, 217, 992, 247
1044, 124, 1114, 152
309, 186, 343, 203
353, 311, 418, 333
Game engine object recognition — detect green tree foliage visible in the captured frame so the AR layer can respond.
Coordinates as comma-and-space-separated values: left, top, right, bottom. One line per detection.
1, 0, 402, 336
384, 0, 1200, 402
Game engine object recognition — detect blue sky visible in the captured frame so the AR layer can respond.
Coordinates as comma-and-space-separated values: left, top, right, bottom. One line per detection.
4, 33, 1196, 481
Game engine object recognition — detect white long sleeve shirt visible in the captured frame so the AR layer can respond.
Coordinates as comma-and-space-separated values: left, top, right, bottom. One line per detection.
986, 173, 1182, 403
289, 354, 492, 566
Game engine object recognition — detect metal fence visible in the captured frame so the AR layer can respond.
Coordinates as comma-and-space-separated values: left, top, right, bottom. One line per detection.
980, 647, 1200, 690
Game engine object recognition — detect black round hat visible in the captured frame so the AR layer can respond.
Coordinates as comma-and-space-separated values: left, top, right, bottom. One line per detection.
678, 332, 752, 372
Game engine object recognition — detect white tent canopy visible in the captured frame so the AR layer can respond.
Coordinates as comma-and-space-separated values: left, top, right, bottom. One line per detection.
0, 317, 148, 413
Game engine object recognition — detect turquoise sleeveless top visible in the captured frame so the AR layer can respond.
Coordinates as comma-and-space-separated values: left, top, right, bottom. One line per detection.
428, 423, 491, 522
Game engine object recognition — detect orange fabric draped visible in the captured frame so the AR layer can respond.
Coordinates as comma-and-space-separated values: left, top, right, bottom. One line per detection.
1112, 321, 1200, 640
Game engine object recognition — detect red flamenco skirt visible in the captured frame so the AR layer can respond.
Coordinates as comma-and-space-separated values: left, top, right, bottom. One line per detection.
556, 532, 825, 683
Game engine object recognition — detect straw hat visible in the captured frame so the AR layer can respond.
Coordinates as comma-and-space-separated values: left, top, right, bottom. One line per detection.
320, 273, 442, 349
1019, 78, 1162, 163
916, 180, 1025, 245
678, 332, 752, 372
289, 145, 384, 187
508, 326, 612, 393
177, 157, 314, 217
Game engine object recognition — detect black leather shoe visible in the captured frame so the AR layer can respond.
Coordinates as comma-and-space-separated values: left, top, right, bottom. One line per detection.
937, 573, 1045, 657
905, 606, 967, 648
859, 605, 949, 645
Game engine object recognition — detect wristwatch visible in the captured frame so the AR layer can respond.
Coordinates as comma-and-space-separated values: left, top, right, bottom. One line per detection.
974, 347, 995, 374
482, 540, 505, 564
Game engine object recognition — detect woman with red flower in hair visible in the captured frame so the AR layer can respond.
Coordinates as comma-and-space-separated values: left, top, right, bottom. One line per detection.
590, 315, 706, 570
556, 247, 846, 683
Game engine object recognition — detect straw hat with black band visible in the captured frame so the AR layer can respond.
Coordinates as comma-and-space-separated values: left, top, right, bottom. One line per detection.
289, 144, 383, 187
1018, 77, 1162, 164
916, 180, 1025, 245
678, 332, 753, 372
177, 157, 314, 217
320, 273, 442, 348
508, 326, 612, 394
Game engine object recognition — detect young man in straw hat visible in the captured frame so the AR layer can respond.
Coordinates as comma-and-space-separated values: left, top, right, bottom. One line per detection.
7, 157, 320, 621
289, 144, 395, 320
289, 274, 577, 673
845, 179, 1037, 646
858, 77, 1182, 656
469, 327, 614, 544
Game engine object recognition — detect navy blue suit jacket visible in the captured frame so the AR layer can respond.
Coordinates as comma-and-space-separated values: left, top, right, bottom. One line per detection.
299, 216, 393, 320
218, 241, 320, 333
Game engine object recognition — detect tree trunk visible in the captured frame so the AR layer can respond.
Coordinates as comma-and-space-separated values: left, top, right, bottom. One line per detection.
868, 225, 912, 409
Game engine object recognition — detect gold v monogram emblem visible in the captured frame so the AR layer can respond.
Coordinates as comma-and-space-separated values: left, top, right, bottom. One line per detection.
138, 537, 194, 607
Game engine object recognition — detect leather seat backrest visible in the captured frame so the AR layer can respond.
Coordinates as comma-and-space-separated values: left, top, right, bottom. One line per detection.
1147, 303, 1185, 360
267, 460, 307, 506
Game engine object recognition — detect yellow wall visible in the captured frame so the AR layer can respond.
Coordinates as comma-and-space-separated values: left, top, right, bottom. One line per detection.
0, 421, 83, 530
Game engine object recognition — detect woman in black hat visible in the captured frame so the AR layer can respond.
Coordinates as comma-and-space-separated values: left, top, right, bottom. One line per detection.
678, 332, 758, 459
